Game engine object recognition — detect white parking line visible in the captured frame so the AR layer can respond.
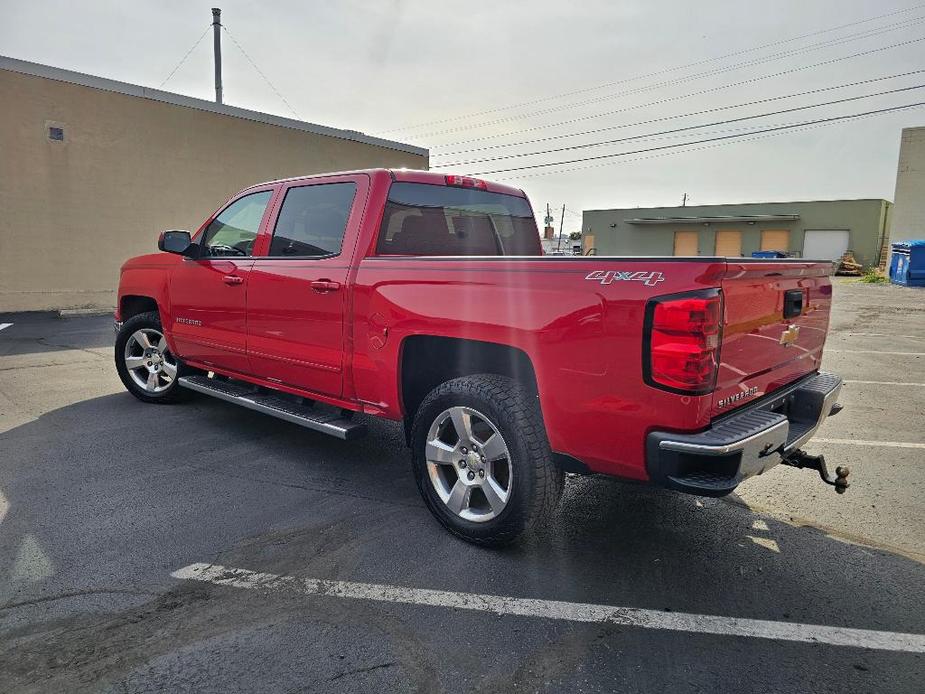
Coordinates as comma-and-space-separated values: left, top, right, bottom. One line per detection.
172, 562, 925, 653
845, 380, 925, 387
842, 332, 924, 340
0, 323, 12, 332
827, 350, 925, 356
813, 438, 925, 449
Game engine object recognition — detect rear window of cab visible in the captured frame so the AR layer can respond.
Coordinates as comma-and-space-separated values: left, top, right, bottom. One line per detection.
376, 182, 540, 256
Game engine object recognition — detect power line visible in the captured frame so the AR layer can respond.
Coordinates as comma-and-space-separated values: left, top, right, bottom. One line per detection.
158, 24, 211, 89
431, 35, 925, 146
221, 24, 301, 119
435, 83, 925, 167
376, 3, 925, 134
416, 16, 925, 140
433, 69, 925, 157
466, 101, 925, 176
494, 105, 925, 181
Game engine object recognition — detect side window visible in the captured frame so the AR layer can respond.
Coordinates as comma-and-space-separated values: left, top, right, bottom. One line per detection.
268, 183, 357, 257
202, 190, 272, 257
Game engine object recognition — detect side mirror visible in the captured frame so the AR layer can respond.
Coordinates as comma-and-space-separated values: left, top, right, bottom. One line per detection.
158, 230, 195, 256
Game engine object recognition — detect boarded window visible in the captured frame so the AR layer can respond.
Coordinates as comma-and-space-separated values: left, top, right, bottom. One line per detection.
582, 234, 595, 255
761, 229, 790, 252
715, 230, 742, 256
673, 230, 698, 256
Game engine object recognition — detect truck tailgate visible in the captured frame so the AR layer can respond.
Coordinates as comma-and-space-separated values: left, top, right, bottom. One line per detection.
713, 260, 834, 418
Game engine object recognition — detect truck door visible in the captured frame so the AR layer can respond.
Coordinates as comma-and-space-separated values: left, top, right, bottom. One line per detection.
246, 175, 368, 398
169, 188, 274, 375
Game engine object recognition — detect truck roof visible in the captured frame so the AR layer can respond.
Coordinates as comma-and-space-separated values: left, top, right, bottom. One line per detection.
243, 169, 527, 198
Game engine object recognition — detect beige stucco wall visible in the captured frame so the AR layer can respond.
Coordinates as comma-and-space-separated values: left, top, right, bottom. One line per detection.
888, 126, 925, 256
0, 68, 427, 312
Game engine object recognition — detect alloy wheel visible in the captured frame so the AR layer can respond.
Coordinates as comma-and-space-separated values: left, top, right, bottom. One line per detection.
123, 328, 178, 394
425, 406, 513, 522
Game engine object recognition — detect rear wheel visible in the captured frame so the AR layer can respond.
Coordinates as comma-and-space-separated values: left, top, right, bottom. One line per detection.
410, 374, 563, 546
115, 311, 190, 404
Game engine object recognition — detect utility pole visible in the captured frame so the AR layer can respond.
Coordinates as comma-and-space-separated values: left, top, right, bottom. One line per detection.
212, 8, 223, 104
556, 204, 566, 251
542, 203, 555, 245
682, 192, 688, 207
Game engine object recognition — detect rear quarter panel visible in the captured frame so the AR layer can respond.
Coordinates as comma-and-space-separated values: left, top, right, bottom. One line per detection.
352, 257, 727, 480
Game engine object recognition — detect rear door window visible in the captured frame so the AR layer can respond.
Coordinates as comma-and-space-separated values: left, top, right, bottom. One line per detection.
268, 182, 358, 257
376, 182, 539, 256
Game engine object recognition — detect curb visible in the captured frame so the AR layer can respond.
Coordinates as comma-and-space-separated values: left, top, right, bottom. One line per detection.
57, 308, 115, 317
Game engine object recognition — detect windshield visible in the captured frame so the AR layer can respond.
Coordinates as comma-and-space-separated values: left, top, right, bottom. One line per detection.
376, 182, 540, 256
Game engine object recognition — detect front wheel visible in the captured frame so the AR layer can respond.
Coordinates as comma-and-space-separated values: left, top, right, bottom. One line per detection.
114, 311, 190, 404
410, 374, 563, 546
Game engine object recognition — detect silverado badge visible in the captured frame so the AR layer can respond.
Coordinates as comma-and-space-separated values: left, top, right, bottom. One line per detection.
779, 324, 800, 347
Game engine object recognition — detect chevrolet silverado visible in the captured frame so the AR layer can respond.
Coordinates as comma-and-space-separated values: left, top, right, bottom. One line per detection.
114, 169, 847, 545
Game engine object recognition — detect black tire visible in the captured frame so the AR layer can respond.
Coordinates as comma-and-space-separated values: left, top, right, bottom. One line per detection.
410, 374, 564, 546
115, 311, 192, 404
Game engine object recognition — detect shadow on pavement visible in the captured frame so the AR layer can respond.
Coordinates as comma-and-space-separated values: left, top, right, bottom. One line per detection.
1, 391, 923, 691
0, 314, 113, 357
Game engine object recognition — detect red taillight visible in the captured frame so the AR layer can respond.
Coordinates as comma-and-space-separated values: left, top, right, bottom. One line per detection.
644, 291, 722, 394
445, 175, 488, 190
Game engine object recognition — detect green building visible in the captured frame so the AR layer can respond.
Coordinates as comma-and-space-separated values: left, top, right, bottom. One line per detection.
581, 198, 891, 267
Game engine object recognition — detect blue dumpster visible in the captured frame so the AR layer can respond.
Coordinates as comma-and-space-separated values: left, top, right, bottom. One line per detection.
889, 240, 925, 287
751, 250, 788, 258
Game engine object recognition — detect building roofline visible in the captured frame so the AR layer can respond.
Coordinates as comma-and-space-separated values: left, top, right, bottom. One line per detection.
583, 197, 891, 213
0, 54, 428, 158
626, 214, 800, 225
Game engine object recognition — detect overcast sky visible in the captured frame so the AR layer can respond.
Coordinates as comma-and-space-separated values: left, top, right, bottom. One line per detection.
3, 0, 923, 233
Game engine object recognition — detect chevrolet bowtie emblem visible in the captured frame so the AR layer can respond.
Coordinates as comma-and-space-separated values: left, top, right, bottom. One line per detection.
779, 324, 800, 347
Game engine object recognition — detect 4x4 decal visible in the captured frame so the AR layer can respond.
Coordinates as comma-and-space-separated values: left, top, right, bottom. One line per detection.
585, 270, 666, 287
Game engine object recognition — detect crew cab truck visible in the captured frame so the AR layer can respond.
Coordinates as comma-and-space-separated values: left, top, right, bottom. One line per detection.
114, 169, 847, 545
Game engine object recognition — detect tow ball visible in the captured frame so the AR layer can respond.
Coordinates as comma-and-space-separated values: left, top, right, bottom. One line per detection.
782, 450, 850, 494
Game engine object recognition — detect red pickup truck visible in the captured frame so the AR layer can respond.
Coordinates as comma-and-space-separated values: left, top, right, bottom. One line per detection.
115, 169, 847, 545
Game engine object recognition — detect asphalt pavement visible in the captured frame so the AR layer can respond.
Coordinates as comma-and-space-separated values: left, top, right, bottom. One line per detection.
0, 279, 923, 693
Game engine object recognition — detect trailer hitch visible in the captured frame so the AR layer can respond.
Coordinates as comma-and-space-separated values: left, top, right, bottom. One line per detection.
782, 450, 850, 494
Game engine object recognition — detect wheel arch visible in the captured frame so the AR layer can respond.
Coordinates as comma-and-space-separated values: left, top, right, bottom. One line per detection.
120, 295, 160, 321
399, 335, 541, 444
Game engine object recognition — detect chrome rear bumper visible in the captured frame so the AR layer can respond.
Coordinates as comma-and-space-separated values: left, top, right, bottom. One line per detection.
646, 372, 842, 496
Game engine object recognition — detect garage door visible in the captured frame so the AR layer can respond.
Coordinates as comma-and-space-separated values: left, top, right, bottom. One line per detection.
673, 230, 698, 256
715, 230, 742, 256
803, 229, 849, 261
761, 229, 790, 252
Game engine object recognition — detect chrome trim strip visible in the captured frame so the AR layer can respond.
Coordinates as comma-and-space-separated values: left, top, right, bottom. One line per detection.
659, 420, 789, 456
657, 372, 842, 458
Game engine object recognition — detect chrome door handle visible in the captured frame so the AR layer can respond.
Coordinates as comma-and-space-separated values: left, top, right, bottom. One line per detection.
223, 275, 244, 285
311, 280, 341, 292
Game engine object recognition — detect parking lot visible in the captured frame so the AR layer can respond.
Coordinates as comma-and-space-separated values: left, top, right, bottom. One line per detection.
1, 278, 923, 693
